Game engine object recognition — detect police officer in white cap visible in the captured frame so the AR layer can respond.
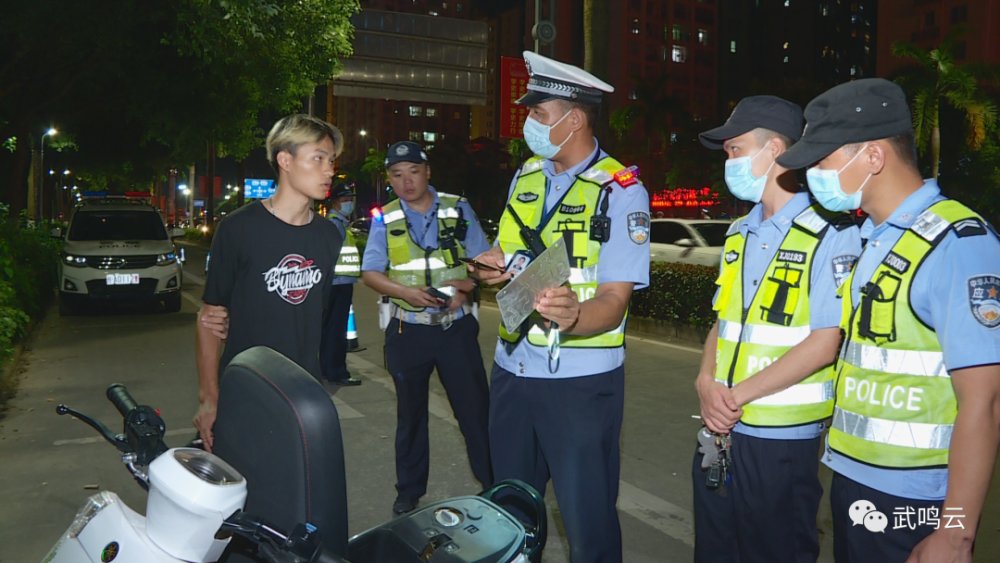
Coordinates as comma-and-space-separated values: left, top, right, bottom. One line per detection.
472, 51, 650, 563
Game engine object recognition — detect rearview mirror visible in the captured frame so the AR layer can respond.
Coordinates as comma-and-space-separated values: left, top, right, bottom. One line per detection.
675, 238, 696, 247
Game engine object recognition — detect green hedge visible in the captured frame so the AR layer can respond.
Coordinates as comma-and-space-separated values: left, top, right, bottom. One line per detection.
629, 262, 719, 329
1, 208, 61, 406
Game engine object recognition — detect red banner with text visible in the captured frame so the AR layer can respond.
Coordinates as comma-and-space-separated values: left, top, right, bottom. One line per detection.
500, 57, 530, 139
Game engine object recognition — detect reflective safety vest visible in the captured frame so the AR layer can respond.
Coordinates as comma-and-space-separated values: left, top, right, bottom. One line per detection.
714, 205, 846, 426
496, 155, 628, 348
829, 199, 987, 469
332, 216, 361, 277
383, 194, 469, 312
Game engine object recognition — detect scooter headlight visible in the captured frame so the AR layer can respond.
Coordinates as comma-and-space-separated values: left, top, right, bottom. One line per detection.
68, 491, 118, 538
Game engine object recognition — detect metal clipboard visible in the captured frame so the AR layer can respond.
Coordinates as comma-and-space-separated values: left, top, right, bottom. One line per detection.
496, 236, 572, 334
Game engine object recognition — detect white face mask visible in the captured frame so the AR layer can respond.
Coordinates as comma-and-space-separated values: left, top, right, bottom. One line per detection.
806, 144, 872, 212
523, 110, 574, 159
723, 144, 775, 203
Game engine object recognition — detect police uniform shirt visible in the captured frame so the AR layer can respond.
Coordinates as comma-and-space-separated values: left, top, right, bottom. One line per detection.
824, 179, 1000, 501
494, 142, 651, 378
362, 186, 491, 323
329, 208, 358, 286
712, 191, 862, 440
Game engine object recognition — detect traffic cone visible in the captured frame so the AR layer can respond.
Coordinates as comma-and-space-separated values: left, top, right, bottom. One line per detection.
346, 303, 366, 352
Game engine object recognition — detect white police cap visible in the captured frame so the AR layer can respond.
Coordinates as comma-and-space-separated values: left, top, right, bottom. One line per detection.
515, 51, 614, 107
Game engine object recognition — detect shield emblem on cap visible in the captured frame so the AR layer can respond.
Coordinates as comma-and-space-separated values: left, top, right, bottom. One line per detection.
396, 145, 409, 156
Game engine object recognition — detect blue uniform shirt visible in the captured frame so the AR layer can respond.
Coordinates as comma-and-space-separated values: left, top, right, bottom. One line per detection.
824, 179, 1000, 500
714, 192, 862, 440
329, 208, 358, 286
362, 186, 491, 323
493, 142, 651, 379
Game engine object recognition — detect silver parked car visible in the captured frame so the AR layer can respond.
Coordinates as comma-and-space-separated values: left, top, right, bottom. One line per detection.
649, 219, 730, 267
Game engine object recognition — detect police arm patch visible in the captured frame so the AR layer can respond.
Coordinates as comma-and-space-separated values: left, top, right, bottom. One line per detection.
627, 211, 650, 245
831, 254, 858, 287
968, 275, 1000, 329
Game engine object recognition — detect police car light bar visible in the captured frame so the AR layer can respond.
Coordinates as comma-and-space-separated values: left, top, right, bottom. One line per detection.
614, 165, 640, 187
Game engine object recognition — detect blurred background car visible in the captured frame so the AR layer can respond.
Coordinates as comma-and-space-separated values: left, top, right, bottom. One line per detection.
649, 218, 730, 267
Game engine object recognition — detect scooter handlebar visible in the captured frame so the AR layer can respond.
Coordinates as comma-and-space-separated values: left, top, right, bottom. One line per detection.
106, 383, 138, 417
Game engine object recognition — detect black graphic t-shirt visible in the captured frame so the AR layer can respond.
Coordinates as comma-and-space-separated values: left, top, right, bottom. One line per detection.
203, 201, 342, 377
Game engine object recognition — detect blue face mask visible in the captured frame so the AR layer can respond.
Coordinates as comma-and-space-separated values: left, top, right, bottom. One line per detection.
724, 145, 775, 203
523, 110, 574, 159
339, 201, 354, 216
806, 144, 872, 212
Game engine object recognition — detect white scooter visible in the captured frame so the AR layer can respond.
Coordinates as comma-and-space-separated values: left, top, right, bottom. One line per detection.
43, 346, 547, 563
44, 384, 344, 563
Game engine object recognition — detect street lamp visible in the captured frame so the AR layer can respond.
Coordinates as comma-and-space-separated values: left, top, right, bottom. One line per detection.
39, 128, 57, 223
359, 129, 383, 206
177, 183, 190, 226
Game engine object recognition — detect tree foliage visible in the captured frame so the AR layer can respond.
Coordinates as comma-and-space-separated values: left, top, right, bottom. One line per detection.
0, 0, 359, 214
890, 27, 999, 178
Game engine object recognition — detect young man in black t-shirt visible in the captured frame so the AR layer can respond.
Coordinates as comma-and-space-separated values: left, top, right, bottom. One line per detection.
193, 114, 344, 452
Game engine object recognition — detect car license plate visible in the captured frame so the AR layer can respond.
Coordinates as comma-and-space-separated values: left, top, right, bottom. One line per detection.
106, 274, 140, 285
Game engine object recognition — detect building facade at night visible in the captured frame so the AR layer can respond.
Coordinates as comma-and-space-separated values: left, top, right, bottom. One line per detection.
717, 0, 877, 114
327, 0, 487, 163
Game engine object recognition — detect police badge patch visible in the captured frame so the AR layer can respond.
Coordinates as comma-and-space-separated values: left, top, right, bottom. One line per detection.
831, 254, 858, 287
968, 275, 1000, 329
627, 211, 650, 245
725, 250, 739, 264
517, 192, 540, 203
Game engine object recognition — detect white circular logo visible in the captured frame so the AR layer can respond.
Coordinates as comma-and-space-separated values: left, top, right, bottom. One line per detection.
395, 145, 409, 156
848, 500, 876, 526
863, 511, 887, 533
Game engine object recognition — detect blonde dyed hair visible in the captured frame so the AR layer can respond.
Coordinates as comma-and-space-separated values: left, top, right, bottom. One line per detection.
266, 114, 344, 175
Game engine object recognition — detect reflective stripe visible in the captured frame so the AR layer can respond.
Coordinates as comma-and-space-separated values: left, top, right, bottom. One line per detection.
580, 168, 613, 184
911, 210, 950, 241
335, 265, 362, 273
793, 207, 829, 235
391, 257, 450, 271
520, 160, 544, 175
341, 246, 359, 253
568, 266, 598, 284
383, 210, 405, 224
438, 207, 460, 219
841, 341, 948, 378
714, 378, 834, 405
717, 319, 811, 346
527, 316, 626, 337
832, 407, 953, 450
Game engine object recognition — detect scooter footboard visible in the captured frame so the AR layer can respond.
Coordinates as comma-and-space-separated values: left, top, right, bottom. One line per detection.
347, 480, 546, 563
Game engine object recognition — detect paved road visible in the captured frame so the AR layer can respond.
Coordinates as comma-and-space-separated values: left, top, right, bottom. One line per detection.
0, 241, 997, 562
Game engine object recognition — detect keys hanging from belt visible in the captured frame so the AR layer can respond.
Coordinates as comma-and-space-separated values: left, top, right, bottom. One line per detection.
700, 430, 732, 497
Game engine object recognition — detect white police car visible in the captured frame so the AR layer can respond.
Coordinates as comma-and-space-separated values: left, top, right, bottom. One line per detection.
57, 197, 184, 315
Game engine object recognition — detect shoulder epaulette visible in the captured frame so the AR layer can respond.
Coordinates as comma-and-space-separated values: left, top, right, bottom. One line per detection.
792, 206, 833, 236
726, 217, 745, 237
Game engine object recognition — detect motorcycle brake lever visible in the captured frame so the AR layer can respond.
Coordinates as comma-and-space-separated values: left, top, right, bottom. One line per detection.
56, 404, 131, 453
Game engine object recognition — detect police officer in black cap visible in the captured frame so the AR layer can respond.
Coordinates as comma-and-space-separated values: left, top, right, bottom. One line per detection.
361, 141, 494, 516
320, 182, 362, 386
692, 95, 861, 563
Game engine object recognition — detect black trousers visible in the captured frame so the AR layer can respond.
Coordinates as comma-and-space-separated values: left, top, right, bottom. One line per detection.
489, 363, 626, 563
384, 315, 492, 498
691, 432, 823, 563
320, 284, 354, 382
831, 471, 943, 563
